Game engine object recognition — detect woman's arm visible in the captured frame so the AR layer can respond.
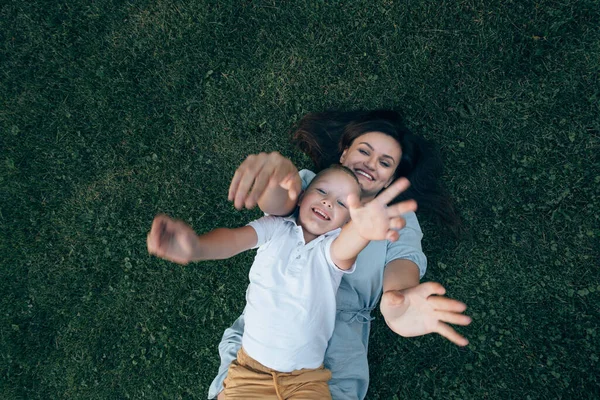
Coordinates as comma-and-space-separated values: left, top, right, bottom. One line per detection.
382, 259, 421, 291
228, 152, 302, 215
208, 315, 245, 400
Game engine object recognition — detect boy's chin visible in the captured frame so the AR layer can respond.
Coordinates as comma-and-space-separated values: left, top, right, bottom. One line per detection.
306, 228, 327, 236
304, 224, 328, 237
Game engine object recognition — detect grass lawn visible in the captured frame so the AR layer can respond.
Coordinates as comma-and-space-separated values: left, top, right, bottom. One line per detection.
1, 0, 599, 398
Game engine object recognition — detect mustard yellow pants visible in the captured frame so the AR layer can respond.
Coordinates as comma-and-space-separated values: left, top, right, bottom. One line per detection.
223, 348, 332, 400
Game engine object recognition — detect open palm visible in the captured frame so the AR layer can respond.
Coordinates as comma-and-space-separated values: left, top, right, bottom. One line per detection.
380, 282, 472, 346
348, 178, 417, 242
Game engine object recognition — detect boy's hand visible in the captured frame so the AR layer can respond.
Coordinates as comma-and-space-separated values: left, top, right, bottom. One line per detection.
147, 214, 199, 265
347, 178, 417, 242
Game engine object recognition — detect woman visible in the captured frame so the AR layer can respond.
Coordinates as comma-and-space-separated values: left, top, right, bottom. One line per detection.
209, 110, 471, 400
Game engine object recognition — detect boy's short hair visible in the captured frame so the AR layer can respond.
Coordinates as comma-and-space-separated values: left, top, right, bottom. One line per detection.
308, 164, 359, 189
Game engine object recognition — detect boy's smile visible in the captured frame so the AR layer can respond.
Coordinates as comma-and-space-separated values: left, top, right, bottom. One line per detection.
311, 206, 330, 220
297, 168, 361, 243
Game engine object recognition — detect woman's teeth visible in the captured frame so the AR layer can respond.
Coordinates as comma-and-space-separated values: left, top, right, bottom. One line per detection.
355, 169, 374, 181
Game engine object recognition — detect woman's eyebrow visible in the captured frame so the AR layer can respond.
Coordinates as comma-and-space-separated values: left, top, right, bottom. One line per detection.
358, 142, 397, 162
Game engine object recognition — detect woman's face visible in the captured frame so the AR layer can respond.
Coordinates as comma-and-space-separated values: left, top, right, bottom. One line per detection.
340, 131, 402, 200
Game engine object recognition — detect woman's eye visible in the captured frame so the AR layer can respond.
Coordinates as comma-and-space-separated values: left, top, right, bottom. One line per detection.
337, 200, 347, 208
359, 149, 369, 155
380, 161, 390, 168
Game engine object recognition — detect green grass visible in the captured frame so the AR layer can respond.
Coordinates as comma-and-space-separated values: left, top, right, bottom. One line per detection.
1, 0, 599, 398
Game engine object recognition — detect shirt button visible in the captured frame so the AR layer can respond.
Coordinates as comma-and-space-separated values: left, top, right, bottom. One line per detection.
297, 242, 302, 246
296, 255, 300, 259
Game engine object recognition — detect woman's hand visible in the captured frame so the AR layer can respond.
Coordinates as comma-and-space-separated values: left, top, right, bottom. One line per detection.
228, 152, 301, 211
147, 214, 199, 265
380, 282, 472, 346
348, 178, 417, 242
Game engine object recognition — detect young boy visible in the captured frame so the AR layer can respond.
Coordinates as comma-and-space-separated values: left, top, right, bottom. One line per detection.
147, 165, 415, 399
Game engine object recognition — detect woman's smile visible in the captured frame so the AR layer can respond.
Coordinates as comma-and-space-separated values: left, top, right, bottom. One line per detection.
353, 168, 375, 181
340, 131, 402, 197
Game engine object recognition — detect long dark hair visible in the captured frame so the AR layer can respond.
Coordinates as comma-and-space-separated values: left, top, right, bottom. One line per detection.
292, 109, 461, 231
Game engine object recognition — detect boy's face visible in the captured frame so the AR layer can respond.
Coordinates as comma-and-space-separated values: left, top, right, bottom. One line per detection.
297, 169, 360, 238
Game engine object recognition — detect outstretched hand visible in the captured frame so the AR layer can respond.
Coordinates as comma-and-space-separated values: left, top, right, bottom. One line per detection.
147, 214, 199, 265
348, 178, 418, 242
380, 282, 472, 346
228, 152, 301, 210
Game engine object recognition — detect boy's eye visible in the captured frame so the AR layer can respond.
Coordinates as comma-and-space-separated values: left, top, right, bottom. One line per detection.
337, 200, 347, 208
316, 188, 326, 194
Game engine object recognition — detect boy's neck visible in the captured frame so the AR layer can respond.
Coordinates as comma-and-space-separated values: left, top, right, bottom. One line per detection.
301, 226, 317, 243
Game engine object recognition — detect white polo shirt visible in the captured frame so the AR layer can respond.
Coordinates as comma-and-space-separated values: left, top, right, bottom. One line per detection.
242, 215, 355, 373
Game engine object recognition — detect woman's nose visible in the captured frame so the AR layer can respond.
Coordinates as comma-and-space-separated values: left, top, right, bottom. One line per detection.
364, 156, 376, 170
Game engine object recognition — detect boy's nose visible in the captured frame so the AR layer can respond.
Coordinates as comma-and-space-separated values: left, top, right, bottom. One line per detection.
321, 199, 332, 208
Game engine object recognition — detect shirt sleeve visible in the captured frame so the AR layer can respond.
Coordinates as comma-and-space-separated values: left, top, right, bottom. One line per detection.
247, 215, 283, 249
299, 169, 316, 191
385, 211, 427, 278
321, 234, 356, 274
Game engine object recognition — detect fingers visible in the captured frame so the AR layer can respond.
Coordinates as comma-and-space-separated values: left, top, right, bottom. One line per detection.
389, 216, 406, 231
435, 322, 469, 346
385, 230, 400, 242
148, 228, 166, 257
385, 199, 418, 218
147, 215, 191, 265
228, 169, 243, 202
278, 172, 294, 190
347, 192, 362, 210
245, 164, 273, 209
279, 172, 300, 201
228, 152, 298, 210
288, 187, 299, 201
147, 232, 155, 254
428, 296, 468, 313
377, 178, 411, 205
228, 154, 268, 209
434, 311, 472, 326
148, 215, 176, 251
230, 169, 254, 210
147, 215, 169, 255
419, 281, 447, 296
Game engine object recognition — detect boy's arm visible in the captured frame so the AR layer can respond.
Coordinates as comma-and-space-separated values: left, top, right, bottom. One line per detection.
192, 226, 258, 261
147, 214, 257, 265
330, 221, 369, 270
